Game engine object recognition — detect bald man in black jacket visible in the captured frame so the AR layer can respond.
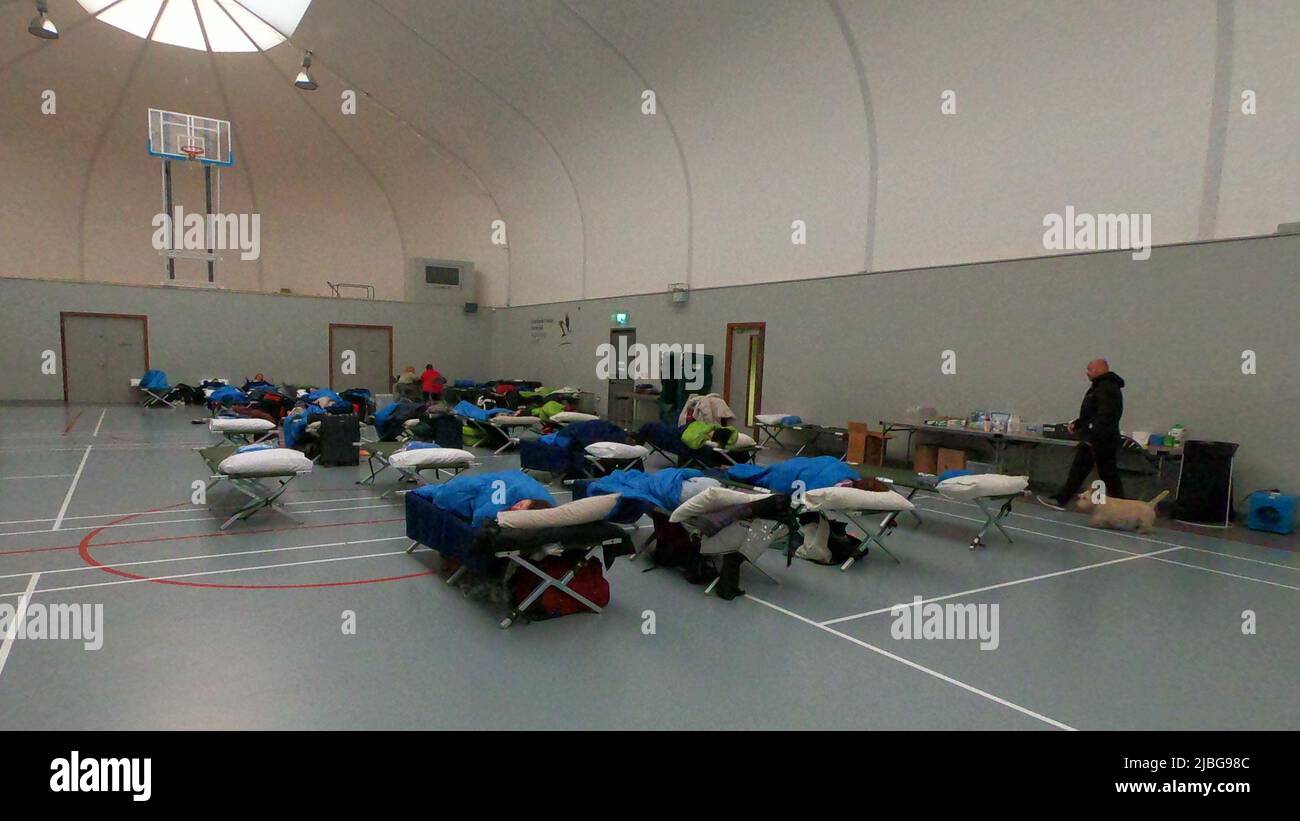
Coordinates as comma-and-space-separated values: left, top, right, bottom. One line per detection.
1039, 358, 1127, 509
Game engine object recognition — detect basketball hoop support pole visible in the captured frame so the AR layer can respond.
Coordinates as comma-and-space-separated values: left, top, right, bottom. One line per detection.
162, 159, 175, 281
204, 163, 215, 283
159, 155, 220, 283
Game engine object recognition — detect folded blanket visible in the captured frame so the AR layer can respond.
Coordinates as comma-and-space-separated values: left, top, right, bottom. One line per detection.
412, 470, 555, 527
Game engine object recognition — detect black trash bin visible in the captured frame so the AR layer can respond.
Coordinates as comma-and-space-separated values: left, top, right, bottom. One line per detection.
1174, 440, 1238, 525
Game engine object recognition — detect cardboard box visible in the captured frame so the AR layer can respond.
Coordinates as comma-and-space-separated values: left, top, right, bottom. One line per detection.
914, 444, 938, 474
937, 447, 967, 474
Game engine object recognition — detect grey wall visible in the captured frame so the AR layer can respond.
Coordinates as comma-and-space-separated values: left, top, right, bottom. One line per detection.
491, 235, 1300, 495
0, 278, 490, 402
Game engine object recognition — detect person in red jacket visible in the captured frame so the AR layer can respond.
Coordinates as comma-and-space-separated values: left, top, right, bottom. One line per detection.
420, 364, 444, 401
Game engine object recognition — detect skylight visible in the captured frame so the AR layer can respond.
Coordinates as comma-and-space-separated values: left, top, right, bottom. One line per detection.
77, 0, 312, 52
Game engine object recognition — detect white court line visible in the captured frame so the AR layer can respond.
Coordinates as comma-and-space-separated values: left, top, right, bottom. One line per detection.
0, 502, 400, 540
745, 593, 1076, 731
1140, 554, 1300, 592
0, 474, 74, 481
0, 536, 407, 583
0, 443, 205, 454
0, 493, 399, 528
820, 547, 1185, 626
2, 548, 424, 599
51, 446, 92, 532
923, 495, 1300, 571
0, 573, 39, 682
913, 504, 1298, 594
92, 408, 107, 437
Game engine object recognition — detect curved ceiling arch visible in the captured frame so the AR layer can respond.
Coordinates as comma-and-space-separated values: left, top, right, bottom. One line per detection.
368, 0, 590, 301
556, 0, 695, 289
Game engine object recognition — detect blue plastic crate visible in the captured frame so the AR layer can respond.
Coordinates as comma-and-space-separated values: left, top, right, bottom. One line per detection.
1247, 491, 1297, 535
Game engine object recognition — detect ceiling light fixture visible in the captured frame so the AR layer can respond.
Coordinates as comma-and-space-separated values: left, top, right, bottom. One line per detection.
294, 49, 318, 90
28, 0, 59, 39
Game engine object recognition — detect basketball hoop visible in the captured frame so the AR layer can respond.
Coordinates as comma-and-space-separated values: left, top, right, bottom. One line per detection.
180, 144, 205, 161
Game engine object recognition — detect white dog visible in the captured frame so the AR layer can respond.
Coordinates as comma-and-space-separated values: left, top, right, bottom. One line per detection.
1074, 490, 1169, 533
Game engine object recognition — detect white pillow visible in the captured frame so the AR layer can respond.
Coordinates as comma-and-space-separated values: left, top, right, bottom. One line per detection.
494, 415, 542, 427
936, 474, 1029, 500
497, 493, 620, 529
389, 447, 475, 469
217, 448, 313, 477
551, 411, 599, 424
731, 432, 757, 449
584, 442, 649, 460
670, 485, 772, 523
209, 417, 275, 433
801, 485, 915, 512
755, 413, 793, 425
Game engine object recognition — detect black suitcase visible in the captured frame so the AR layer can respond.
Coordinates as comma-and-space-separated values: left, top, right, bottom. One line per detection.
319, 414, 360, 466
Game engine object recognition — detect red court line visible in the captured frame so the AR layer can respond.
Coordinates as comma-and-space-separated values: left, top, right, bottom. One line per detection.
0, 514, 404, 558
62, 411, 84, 435
77, 507, 432, 591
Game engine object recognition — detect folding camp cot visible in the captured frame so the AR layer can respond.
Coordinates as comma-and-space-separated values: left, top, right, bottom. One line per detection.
719, 457, 919, 571
752, 416, 850, 460
455, 402, 543, 455
135, 370, 178, 408
574, 469, 793, 598
809, 495, 912, 570
870, 469, 1029, 556
403, 485, 633, 628
208, 416, 278, 446
195, 444, 313, 530
356, 439, 478, 496
635, 421, 759, 469
519, 420, 649, 481
669, 499, 788, 596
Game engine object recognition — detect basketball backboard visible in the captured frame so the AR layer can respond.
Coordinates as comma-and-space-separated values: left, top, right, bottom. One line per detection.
148, 108, 234, 166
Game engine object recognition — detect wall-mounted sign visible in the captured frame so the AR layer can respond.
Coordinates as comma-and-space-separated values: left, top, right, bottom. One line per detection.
529, 317, 555, 342
611, 312, 629, 326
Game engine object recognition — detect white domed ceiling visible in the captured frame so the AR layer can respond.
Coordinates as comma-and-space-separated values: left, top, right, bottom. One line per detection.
76, 0, 311, 52
2, 1, 1298, 306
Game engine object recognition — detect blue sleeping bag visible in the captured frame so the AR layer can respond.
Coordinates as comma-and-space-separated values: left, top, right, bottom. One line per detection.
140, 369, 169, 390
208, 385, 248, 406
587, 467, 702, 512
728, 456, 857, 492
412, 470, 556, 528
454, 400, 511, 421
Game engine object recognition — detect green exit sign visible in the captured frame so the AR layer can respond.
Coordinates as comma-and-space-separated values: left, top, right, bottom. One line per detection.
611, 312, 629, 325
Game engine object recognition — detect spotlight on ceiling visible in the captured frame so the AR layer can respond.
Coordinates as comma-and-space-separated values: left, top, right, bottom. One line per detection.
28, 0, 58, 39
294, 50, 318, 91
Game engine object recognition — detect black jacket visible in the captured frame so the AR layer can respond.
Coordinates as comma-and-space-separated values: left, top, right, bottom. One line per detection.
1073, 372, 1124, 443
